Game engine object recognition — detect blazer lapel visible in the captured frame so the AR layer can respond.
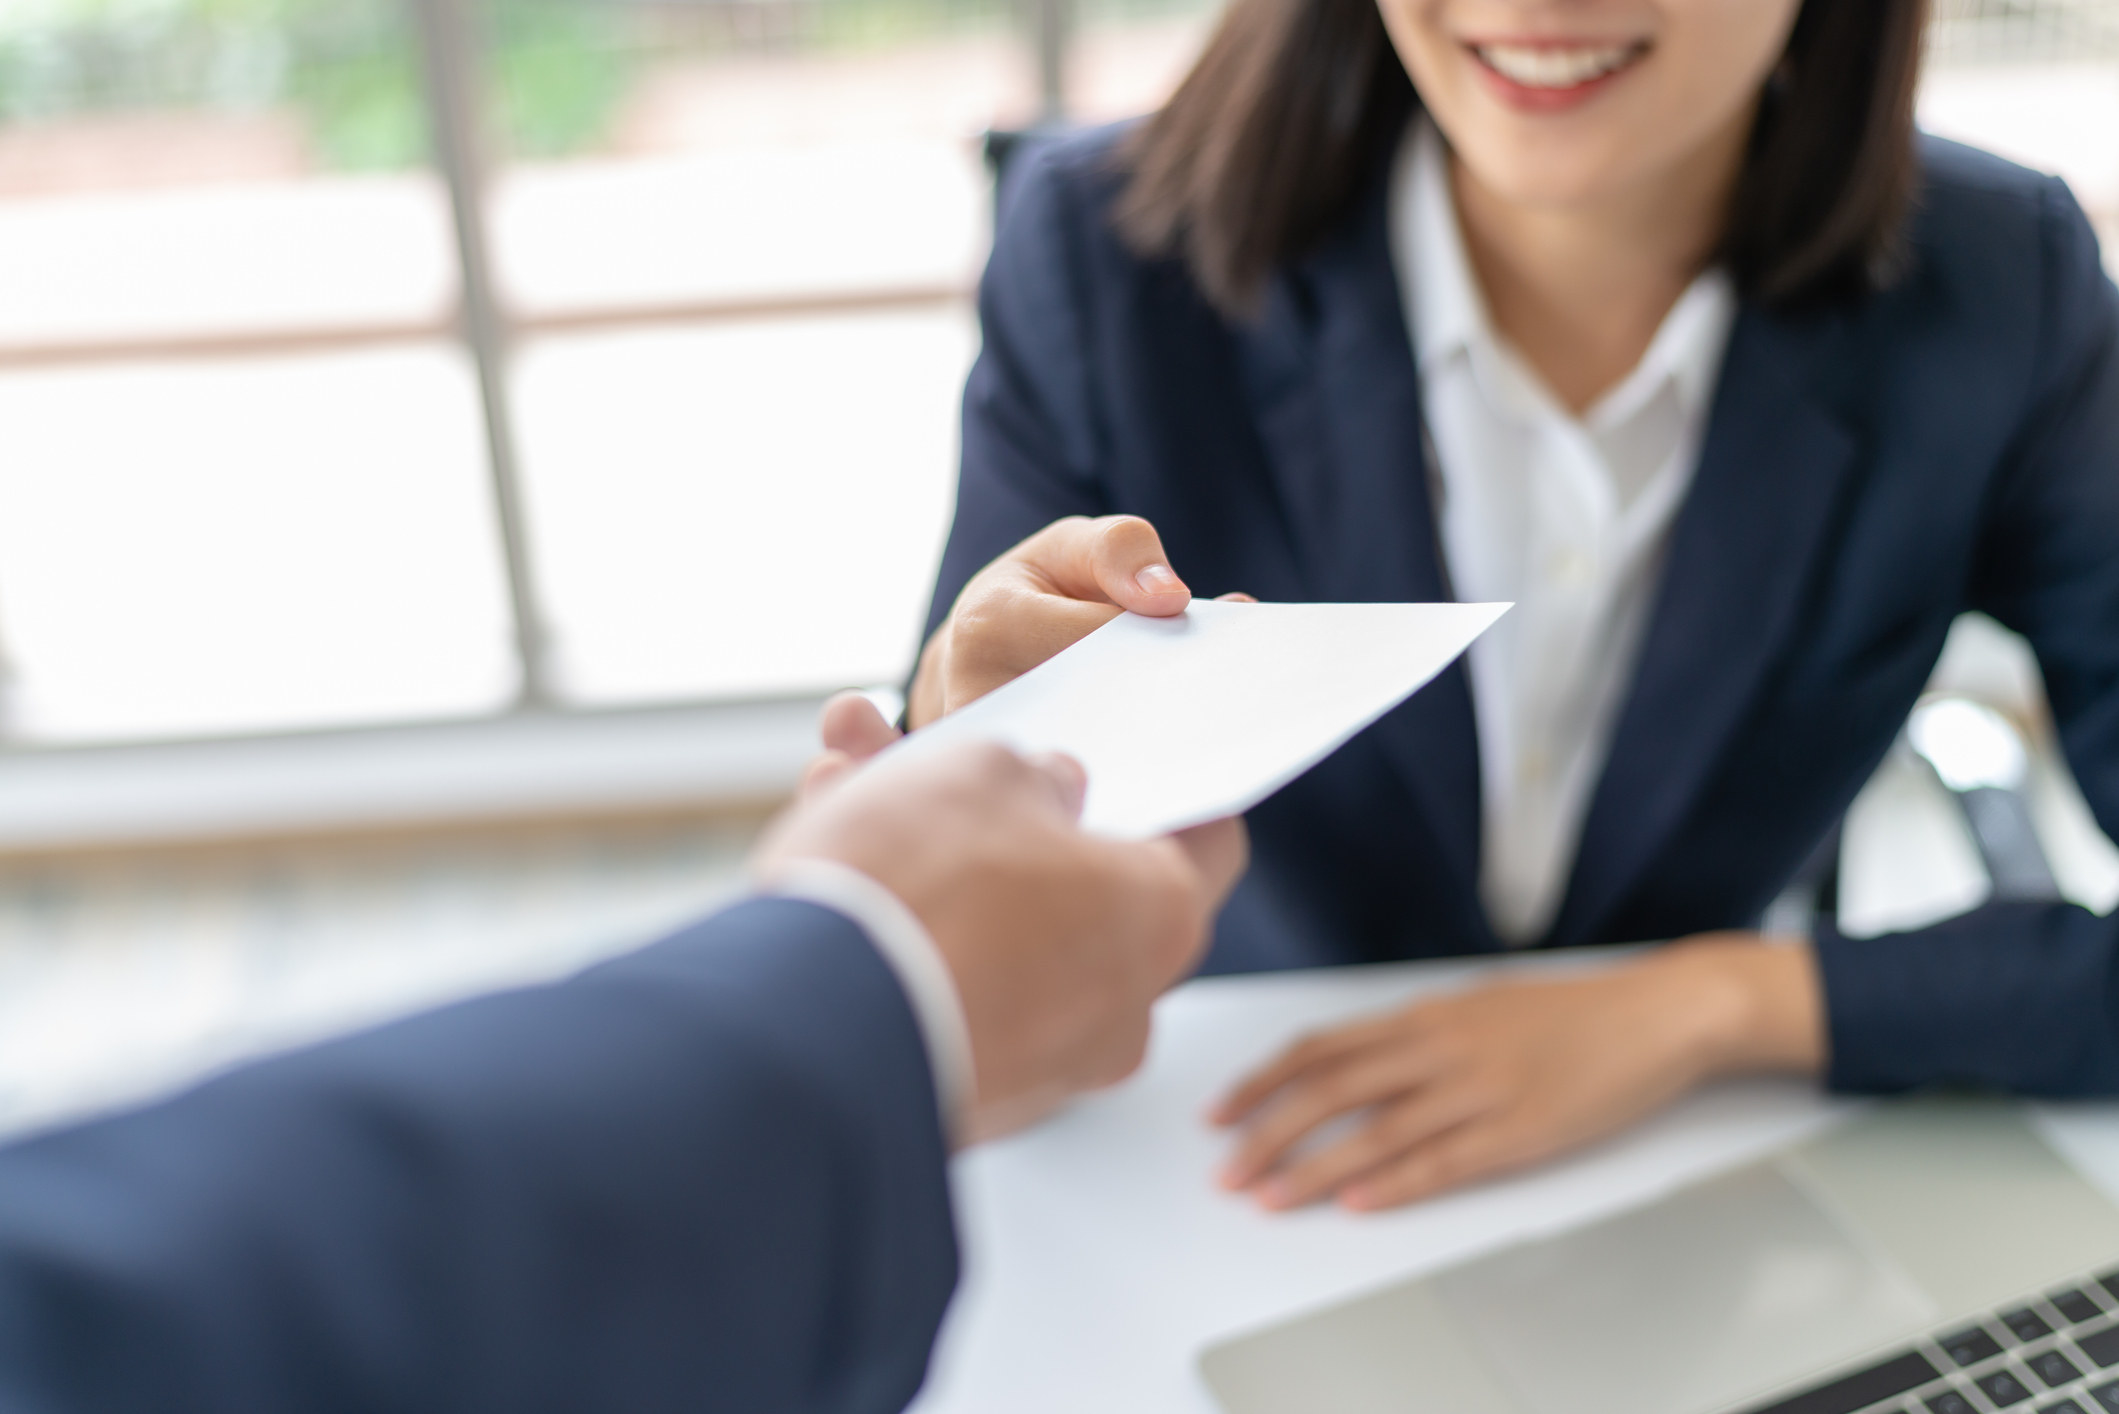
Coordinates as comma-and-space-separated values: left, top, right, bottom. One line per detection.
1545, 307, 1860, 949
1234, 176, 1489, 940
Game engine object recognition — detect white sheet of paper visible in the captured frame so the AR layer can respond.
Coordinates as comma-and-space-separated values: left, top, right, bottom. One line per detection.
889, 600, 1509, 838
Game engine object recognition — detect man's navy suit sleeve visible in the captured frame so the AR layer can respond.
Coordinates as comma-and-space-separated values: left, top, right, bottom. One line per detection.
1815, 177, 2119, 1095
0, 898, 959, 1414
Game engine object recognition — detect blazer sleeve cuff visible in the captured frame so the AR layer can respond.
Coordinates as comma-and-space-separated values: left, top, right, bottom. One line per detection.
755, 860, 975, 1142
1814, 898, 2119, 1095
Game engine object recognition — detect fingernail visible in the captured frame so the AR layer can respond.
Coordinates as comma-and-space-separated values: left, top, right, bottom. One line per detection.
1135, 563, 1183, 595
1339, 1186, 1372, 1211
1258, 1178, 1294, 1209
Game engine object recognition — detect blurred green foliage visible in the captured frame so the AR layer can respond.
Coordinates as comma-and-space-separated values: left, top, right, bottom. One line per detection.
488, 3, 630, 159
0, 0, 637, 168
0, 0, 413, 167
0, 0, 1207, 170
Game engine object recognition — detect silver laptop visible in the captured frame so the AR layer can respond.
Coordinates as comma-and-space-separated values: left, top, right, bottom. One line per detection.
1200, 1098, 2119, 1414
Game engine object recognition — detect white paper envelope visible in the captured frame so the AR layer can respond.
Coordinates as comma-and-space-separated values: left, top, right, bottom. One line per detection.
887, 600, 1509, 838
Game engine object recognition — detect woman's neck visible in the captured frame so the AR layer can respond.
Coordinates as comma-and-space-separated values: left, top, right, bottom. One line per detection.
1449, 119, 1750, 415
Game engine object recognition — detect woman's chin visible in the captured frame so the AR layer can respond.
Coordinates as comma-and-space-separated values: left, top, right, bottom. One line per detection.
1445, 134, 1658, 216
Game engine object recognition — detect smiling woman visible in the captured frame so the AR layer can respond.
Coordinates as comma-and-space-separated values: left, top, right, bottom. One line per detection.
1114, 0, 1923, 320
900, 0, 2119, 1215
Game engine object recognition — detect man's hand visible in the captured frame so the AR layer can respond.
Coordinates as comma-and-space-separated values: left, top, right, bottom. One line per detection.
803, 691, 906, 790
758, 724, 1247, 1143
1210, 936, 1824, 1211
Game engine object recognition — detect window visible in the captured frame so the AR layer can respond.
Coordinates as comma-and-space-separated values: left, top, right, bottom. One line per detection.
0, 0, 1219, 751
0, 0, 512, 742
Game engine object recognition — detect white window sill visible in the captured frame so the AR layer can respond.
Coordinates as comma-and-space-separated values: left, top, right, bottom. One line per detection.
0, 695, 836, 854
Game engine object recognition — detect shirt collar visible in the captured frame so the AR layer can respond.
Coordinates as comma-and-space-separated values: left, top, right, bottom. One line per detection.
1611, 262, 1736, 430
1392, 114, 1737, 429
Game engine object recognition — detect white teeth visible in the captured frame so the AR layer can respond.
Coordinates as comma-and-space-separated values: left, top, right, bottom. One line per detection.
1474, 42, 1639, 89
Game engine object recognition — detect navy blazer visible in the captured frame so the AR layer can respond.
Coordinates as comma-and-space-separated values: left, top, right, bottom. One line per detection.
927, 126, 2119, 1097
0, 899, 957, 1414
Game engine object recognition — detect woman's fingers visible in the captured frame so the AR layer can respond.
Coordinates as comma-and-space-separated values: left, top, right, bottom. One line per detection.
946, 585, 1126, 707
1251, 1083, 1495, 1210
1209, 1009, 1429, 1126
1209, 1037, 1355, 1127
1216, 1042, 1450, 1190
1339, 1120, 1535, 1212
910, 514, 1197, 727
1209, 951, 1811, 1216
1022, 514, 1192, 617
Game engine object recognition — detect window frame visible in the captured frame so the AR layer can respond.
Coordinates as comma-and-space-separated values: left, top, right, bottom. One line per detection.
0, 0, 1056, 757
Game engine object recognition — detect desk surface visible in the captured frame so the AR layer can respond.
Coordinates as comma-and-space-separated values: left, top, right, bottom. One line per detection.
914, 626, 2119, 1414
910, 952, 2119, 1414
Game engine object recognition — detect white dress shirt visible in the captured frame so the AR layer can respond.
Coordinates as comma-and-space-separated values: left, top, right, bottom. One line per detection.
760, 858, 975, 1138
1391, 118, 1737, 945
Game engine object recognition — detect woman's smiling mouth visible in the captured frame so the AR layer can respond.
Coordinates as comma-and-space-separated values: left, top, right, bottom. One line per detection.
1466, 38, 1652, 109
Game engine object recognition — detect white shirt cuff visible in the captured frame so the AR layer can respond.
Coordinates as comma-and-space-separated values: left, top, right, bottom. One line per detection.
756, 858, 974, 1139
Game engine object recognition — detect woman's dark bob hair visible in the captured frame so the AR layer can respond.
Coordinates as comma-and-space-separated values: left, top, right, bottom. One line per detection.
1115, 0, 1930, 317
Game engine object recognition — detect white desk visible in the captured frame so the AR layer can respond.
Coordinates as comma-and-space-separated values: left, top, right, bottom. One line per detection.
913, 616, 2119, 1414
911, 953, 2119, 1414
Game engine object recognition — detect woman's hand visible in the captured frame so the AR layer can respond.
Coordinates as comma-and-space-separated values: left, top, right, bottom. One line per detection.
907, 515, 1194, 729
1211, 935, 1826, 1212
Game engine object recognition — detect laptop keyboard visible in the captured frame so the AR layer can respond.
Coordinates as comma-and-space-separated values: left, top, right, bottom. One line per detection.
1739, 1264, 2119, 1414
